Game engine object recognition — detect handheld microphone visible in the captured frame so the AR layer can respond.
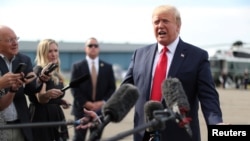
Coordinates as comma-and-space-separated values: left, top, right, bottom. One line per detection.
162, 78, 192, 137
144, 100, 164, 132
61, 74, 90, 92
88, 83, 139, 141
33, 63, 58, 76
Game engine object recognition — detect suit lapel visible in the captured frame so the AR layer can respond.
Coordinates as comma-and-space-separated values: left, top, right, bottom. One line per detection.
0, 57, 9, 74
97, 61, 105, 81
146, 44, 158, 76
168, 39, 187, 78
145, 44, 158, 100
12, 56, 22, 73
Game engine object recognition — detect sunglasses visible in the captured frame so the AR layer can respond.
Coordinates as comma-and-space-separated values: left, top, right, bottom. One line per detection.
88, 44, 99, 48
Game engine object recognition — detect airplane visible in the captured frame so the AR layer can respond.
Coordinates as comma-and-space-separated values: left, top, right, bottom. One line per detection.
209, 41, 250, 88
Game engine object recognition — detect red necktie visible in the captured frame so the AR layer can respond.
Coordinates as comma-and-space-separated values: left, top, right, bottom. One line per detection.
150, 47, 168, 101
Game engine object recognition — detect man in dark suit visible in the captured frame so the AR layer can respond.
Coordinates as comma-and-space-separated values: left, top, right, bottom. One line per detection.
70, 37, 116, 141
121, 5, 225, 141
0, 25, 42, 141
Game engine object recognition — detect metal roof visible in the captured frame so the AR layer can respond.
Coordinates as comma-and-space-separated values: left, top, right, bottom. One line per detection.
19, 40, 148, 52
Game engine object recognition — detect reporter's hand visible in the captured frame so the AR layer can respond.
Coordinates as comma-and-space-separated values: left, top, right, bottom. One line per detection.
0, 72, 22, 89
39, 63, 54, 83
76, 109, 98, 129
24, 72, 37, 84
61, 99, 71, 109
9, 75, 25, 93
46, 89, 63, 99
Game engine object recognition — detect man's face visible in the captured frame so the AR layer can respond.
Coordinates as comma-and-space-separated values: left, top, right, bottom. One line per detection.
85, 39, 100, 59
0, 28, 19, 59
152, 9, 180, 46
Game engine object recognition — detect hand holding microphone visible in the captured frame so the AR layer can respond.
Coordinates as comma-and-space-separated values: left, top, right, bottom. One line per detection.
88, 83, 139, 141
75, 108, 101, 130
38, 63, 58, 83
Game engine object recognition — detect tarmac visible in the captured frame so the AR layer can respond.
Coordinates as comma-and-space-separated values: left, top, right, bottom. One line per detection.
63, 86, 250, 141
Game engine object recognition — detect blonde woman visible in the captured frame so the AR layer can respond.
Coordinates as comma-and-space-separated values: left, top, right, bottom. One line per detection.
28, 39, 70, 141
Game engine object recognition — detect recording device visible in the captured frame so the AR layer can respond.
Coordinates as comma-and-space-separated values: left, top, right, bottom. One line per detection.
88, 83, 139, 141
44, 63, 58, 76
14, 63, 27, 73
25, 75, 35, 79
61, 74, 90, 92
162, 77, 192, 137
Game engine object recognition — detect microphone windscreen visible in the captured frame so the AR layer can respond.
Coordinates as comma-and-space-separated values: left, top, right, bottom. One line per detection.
162, 78, 190, 111
144, 101, 164, 132
162, 78, 193, 137
102, 83, 139, 122
144, 101, 164, 121
69, 74, 90, 88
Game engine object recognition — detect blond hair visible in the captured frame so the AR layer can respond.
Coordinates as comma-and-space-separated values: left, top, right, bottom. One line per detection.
35, 39, 64, 85
152, 5, 182, 26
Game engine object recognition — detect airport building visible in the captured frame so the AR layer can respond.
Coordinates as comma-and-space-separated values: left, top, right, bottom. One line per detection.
19, 40, 148, 80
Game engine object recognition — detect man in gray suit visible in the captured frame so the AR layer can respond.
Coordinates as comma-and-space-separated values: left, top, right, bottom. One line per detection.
121, 5, 226, 141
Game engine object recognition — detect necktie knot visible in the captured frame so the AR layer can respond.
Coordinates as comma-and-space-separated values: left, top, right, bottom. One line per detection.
162, 46, 168, 54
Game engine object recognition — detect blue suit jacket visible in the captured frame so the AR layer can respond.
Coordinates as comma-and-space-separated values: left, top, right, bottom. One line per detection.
70, 59, 116, 118
122, 39, 223, 141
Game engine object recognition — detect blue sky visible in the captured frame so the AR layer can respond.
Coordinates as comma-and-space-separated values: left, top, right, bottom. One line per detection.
0, 0, 250, 55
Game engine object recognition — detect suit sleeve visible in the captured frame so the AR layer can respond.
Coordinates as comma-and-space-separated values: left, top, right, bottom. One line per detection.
197, 51, 223, 125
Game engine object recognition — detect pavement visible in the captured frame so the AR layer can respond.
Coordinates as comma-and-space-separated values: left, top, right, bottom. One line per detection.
63, 87, 250, 141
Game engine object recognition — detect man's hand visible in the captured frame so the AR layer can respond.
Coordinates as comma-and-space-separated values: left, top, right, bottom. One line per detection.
76, 108, 98, 129
0, 72, 22, 89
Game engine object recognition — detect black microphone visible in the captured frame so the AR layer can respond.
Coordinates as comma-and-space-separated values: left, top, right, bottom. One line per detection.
61, 74, 90, 92
33, 64, 58, 76
144, 101, 164, 141
162, 77, 192, 137
88, 83, 139, 141
144, 100, 165, 132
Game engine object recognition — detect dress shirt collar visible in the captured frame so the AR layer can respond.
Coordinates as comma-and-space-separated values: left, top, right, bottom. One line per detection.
157, 36, 180, 54
86, 56, 99, 65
